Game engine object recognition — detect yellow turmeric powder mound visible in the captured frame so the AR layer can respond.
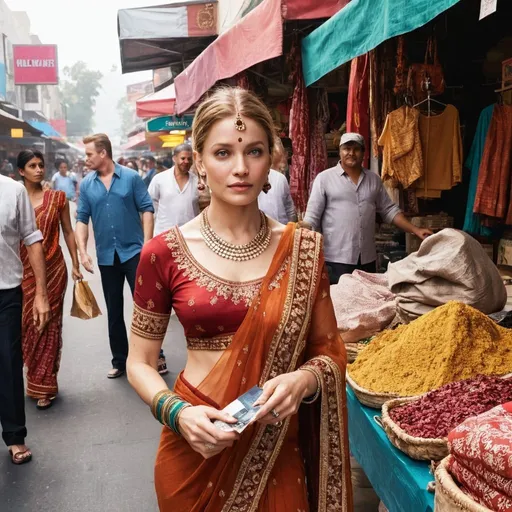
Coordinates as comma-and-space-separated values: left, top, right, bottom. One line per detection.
348, 301, 512, 396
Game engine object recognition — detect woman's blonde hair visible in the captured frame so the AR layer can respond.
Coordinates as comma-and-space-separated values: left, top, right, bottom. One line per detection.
192, 87, 275, 156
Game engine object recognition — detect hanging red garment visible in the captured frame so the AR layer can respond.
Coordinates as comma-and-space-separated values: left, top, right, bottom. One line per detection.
288, 40, 310, 214
346, 54, 370, 167
473, 105, 512, 225
308, 89, 329, 195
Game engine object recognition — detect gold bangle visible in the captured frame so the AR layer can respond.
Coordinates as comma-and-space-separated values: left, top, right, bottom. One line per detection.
151, 389, 172, 418
299, 367, 322, 404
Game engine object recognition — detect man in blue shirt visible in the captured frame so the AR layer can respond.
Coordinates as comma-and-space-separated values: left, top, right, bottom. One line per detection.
51, 159, 77, 201
75, 134, 165, 379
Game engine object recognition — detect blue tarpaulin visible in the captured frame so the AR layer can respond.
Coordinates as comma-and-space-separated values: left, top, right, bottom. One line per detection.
302, 0, 462, 86
26, 120, 62, 138
347, 386, 435, 512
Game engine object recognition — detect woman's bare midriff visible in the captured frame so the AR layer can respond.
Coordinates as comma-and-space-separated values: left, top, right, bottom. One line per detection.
182, 349, 226, 388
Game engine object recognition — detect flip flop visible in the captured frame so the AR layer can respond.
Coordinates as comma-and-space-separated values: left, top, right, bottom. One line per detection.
36, 398, 54, 410
8, 447, 32, 465
107, 369, 126, 379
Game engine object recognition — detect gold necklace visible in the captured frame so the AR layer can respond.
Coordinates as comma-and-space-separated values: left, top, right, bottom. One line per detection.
200, 207, 271, 261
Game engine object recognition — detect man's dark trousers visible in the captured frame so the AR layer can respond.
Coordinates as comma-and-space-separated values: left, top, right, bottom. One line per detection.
99, 252, 140, 371
0, 286, 27, 446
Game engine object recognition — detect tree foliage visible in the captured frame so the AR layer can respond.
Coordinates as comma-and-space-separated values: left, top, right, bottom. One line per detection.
60, 61, 103, 137
116, 97, 136, 141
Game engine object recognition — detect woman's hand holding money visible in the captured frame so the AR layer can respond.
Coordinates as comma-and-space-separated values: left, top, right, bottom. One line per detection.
179, 406, 240, 459
252, 371, 318, 425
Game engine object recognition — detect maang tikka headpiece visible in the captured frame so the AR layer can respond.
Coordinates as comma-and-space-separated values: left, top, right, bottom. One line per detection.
235, 112, 246, 131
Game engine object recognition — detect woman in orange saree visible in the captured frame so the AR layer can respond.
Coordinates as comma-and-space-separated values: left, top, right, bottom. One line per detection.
128, 87, 352, 512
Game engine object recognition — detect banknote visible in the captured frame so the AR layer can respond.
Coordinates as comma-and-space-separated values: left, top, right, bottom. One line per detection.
213, 386, 263, 434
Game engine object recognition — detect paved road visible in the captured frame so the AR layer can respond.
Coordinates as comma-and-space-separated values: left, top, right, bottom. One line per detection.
1, 221, 187, 512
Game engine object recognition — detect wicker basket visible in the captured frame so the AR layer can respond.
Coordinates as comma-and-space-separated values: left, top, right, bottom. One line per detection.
381, 397, 448, 461
345, 342, 365, 363
346, 372, 400, 409
435, 456, 492, 512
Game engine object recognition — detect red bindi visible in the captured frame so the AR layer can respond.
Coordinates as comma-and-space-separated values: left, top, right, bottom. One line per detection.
238, 137, 243, 143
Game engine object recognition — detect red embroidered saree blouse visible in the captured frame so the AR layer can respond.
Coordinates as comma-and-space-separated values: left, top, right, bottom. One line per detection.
132, 227, 285, 350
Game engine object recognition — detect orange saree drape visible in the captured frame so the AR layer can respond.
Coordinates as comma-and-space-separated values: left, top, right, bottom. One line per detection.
154, 225, 353, 512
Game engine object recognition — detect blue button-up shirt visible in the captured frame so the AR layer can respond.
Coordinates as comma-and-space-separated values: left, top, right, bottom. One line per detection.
77, 164, 154, 266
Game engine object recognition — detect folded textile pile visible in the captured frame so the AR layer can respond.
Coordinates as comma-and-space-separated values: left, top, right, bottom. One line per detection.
330, 271, 396, 343
330, 229, 506, 343
447, 402, 512, 511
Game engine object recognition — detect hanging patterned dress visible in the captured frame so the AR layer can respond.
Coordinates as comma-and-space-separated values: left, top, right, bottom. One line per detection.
20, 189, 68, 399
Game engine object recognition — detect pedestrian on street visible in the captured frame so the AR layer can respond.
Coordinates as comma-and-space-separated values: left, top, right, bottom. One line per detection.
127, 87, 352, 511
258, 136, 297, 225
18, 150, 83, 410
51, 158, 78, 201
0, 172, 50, 464
148, 143, 199, 235
75, 134, 166, 379
143, 155, 157, 187
303, 133, 433, 284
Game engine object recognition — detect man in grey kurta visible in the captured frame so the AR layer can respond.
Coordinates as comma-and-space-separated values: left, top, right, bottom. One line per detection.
304, 133, 431, 284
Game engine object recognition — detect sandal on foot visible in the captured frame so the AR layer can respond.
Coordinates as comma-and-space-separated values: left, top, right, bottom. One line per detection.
8, 447, 32, 465
158, 357, 168, 375
36, 398, 54, 410
107, 368, 125, 379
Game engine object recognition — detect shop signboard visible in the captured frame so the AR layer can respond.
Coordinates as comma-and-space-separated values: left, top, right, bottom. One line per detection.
147, 115, 194, 132
479, 0, 497, 20
127, 80, 153, 103
13, 45, 58, 85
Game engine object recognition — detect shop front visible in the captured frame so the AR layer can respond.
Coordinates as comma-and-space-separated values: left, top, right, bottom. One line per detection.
303, 1, 512, 510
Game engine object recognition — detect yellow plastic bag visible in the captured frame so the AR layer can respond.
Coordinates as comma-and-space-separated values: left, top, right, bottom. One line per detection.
70, 280, 102, 320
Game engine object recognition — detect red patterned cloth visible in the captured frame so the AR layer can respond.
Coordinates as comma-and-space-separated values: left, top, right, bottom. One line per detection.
448, 402, 512, 480
448, 457, 512, 511
288, 39, 310, 214
308, 89, 329, 195
347, 54, 370, 168
20, 190, 67, 399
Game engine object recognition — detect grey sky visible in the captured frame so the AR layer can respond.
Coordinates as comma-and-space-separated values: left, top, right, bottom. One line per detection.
6, 0, 158, 136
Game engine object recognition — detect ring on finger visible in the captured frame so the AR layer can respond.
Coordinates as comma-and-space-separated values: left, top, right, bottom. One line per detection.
271, 409, 280, 418
274, 420, 283, 427
204, 442, 215, 451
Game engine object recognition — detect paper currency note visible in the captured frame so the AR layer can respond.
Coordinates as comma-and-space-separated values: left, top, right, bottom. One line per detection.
213, 386, 263, 434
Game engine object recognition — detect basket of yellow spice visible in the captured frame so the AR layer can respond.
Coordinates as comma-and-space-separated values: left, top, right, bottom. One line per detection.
347, 301, 512, 409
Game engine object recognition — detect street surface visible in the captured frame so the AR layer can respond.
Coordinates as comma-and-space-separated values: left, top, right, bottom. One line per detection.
1, 215, 188, 512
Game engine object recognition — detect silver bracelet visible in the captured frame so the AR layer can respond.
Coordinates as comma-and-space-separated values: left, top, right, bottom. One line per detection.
299, 367, 322, 404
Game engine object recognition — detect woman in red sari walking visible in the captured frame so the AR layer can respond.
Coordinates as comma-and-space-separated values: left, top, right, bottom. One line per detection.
18, 150, 82, 410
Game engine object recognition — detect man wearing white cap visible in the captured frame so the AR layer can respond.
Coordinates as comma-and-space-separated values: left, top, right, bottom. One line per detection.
303, 133, 432, 285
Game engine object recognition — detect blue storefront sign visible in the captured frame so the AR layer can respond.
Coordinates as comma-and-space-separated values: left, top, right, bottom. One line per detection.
147, 115, 194, 132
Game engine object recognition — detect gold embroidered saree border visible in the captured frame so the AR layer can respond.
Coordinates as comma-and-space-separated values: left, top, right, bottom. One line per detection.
131, 303, 170, 341
303, 355, 350, 512
222, 228, 323, 512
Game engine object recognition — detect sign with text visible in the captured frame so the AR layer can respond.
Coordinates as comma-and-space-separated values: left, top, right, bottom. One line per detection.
13, 45, 58, 85
479, 0, 497, 20
147, 115, 194, 132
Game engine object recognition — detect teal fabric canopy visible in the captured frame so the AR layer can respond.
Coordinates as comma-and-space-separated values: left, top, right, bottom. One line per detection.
302, 0, 461, 86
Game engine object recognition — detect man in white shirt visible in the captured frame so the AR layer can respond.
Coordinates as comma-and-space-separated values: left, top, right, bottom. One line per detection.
0, 175, 50, 464
258, 137, 297, 224
149, 143, 199, 235
258, 169, 297, 225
